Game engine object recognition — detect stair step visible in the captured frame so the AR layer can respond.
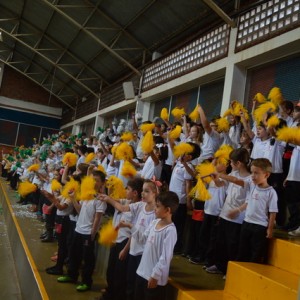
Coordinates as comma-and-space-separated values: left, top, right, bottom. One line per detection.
225, 261, 298, 300
176, 290, 238, 300
268, 237, 300, 275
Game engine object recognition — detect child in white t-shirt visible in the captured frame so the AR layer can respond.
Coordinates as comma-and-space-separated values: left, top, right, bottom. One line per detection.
135, 191, 179, 300
100, 179, 159, 300
234, 158, 278, 263
57, 170, 107, 292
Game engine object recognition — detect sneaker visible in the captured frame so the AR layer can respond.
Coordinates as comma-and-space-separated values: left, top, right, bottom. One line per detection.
51, 255, 58, 262
288, 226, 300, 237
205, 265, 223, 274
46, 266, 63, 275
76, 284, 91, 292
189, 257, 205, 265
57, 275, 76, 283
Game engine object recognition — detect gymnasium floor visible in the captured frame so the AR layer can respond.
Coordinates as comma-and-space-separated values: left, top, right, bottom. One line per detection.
0, 179, 225, 300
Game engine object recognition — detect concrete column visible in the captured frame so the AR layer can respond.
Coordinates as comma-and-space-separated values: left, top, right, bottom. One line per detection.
72, 124, 80, 135
93, 115, 105, 135
221, 27, 247, 115
136, 97, 151, 122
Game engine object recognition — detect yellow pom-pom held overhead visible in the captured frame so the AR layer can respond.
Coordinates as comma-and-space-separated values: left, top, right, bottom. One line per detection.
214, 144, 233, 166
121, 160, 137, 178
171, 107, 186, 120
51, 179, 62, 192
268, 87, 283, 107
216, 117, 230, 133
18, 181, 37, 197
169, 125, 182, 140
253, 93, 267, 104
141, 131, 155, 154
253, 101, 276, 124
97, 164, 106, 175
27, 164, 40, 172
115, 142, 134, 160
189, 178, 211, 201
140, 123, 155, 134
98, 219, 119, 247
80, 176, 96, 200
173, 143, 194, 158
160, 108, 169, 121
189, 105, 200, 121
62, 152, 77, 167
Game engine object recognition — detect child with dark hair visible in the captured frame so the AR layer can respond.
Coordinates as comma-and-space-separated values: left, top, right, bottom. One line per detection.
235, 158, 278, 263
100, 179, 160, 300
57, 170, 107, 292
170, 142, 200, 254
101, 177, 144, 300
205, 148, 251, 275
134, 191, 179, 300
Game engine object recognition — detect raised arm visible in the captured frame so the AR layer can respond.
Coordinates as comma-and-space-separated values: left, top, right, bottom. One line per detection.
198, 105, 212, 135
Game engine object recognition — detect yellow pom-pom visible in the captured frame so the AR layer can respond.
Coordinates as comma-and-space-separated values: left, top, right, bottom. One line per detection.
106, 176, 127, 199
216, 117, 230, 132
18, 181, 37, 197
141, 131, 155, 154
85, 153, 96, 163
169, 125, 182, 140
171, 107, 186, 120
140, 123, 155, 133
189, 105, 200, 121
173, 143, 194, 158
253, 93, 267, 104
195, 162, 215, 184
223, 108, 233, 118
276, 127, 300, 145
253, 102, 277, 124
189, 178, 211, 201
160, 108, 169, 121
121, 160, 137, 178
115, 142, 134, 160
214, 144, 233, 166
98, 219, 119, 246
232, 101, 249, 120
111, 145, 118, 155
80, 176, 96, 200
97, 164, 106, 175
51, 179, 62, 192
27, 164, 40, 172
61, 177, 80, 200
268, 87, 283, 106
62, 152, 77, 167
267, 115, 280, 128
121, 132, 134, 142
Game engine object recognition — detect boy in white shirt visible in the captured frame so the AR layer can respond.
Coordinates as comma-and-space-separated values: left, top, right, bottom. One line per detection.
57, 170, 107, 292
135, 191, 179, 300
233, 158, 278, 263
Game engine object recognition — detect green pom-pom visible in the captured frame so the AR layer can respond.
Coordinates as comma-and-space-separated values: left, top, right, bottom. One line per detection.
16, 162, 21, 168
77, 133, 82, 138
7, 155, 15, 162
97, 127, 104, 133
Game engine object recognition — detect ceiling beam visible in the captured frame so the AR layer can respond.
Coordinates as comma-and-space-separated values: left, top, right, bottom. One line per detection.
41, 0, 141, 76
0, 27, 100, 98
202, 0, 236, 28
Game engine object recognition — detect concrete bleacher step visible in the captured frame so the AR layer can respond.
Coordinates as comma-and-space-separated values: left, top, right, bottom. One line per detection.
268, 237, 300, 275
225, 261, 298, 300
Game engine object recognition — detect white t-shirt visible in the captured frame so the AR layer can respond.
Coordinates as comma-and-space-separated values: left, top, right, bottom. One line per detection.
75, 199, 107, 235
129, 201, 156, 256
251, 137, 271, 159
204, 180, 227, 216
136, 219, 177, 286
263, 139, 285, 173
228, 123, 242, 149
244, 183, 278, 227
140, 156, 162, 180
199, 130, 221, 162
286, 146, 300, 182
56, 197, 73, 216
220, 171, 252, 224
112, 199, 132, 243
169, 162, 194, 204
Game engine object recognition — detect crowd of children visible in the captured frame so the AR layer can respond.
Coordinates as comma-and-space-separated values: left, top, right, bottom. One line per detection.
1, 87, 300, 299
